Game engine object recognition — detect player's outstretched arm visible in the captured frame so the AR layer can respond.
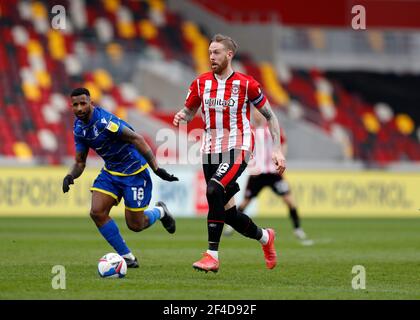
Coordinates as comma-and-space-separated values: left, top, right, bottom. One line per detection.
120, 126, 179, 182
173, 106, 199, 126
257, 101, 286, 175
63, 150, 88, 193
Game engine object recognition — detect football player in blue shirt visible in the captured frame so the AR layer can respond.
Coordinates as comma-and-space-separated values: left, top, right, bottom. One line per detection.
62, 88, 178, 268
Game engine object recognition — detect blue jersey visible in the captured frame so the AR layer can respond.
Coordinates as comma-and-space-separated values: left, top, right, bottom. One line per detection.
74, 107, 148, 176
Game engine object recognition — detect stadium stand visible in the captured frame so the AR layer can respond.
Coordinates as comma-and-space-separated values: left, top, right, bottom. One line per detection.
0, 0, 166, 163
0, 0, 418, 166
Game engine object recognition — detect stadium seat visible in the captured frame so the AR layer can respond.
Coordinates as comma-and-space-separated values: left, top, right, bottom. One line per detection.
13, 141, 33, 160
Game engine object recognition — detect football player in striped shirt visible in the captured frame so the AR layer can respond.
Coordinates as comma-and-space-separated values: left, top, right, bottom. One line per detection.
63, 88, 178, 268
173, 34, 286, 273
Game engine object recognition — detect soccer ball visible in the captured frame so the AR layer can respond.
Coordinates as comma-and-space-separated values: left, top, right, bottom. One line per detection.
97, 253, 127, 278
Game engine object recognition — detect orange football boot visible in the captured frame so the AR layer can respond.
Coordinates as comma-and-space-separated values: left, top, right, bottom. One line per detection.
192, 252, 219, 273
262, 228, 277, 269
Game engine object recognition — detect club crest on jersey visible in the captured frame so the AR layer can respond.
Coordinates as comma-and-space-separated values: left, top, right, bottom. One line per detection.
232, 84, 240, 95
93, 125, 99, 137
106, 121, 119, 133
205, 98, 235, 108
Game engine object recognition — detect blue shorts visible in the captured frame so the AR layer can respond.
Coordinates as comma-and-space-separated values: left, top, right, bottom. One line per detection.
91, 168, 152, 211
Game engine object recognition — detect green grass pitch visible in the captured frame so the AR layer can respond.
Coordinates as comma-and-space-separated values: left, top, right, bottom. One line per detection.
0, 217, 419, 300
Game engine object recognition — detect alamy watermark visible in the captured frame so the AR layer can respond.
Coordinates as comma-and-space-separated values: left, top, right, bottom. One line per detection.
153, 124, 274, 170
51, 265, 66, 289
51, 5, 66, 30
351, 5, 366, 30
351, 265, 366, 290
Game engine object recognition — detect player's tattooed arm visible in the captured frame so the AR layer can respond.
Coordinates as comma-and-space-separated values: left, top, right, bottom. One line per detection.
120, 126, 159, 171
69, 150, 88, 179
173, 106, 199, 126
257, 102, 281, 148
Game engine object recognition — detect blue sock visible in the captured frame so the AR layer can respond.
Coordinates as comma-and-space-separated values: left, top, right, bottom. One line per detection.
144, 207, 161, 227
98, 219, 130, 256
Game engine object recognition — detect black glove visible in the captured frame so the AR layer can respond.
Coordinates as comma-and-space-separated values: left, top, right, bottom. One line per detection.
62, 174, 74, 193
154, 168, 179, 182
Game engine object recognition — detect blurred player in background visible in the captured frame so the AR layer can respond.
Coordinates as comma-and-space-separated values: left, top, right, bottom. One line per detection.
224, 111, 313, 246
63, 88, 178, 268
173, 34, 286, 273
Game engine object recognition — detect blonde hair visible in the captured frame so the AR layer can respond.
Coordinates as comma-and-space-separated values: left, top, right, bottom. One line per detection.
211, 34, 238, 55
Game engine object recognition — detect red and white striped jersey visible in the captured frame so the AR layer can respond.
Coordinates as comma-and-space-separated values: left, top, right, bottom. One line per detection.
185, 71, 267, 154
248, 125, 287, 175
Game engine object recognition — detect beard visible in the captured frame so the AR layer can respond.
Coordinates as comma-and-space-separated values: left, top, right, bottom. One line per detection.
75, 108, 92, 123
212, 57, 229, 75
76, 113, 89, 122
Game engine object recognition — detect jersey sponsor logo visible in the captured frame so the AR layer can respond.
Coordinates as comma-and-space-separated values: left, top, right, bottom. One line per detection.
106, 121, 119, 133
204, 98, 235, 108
